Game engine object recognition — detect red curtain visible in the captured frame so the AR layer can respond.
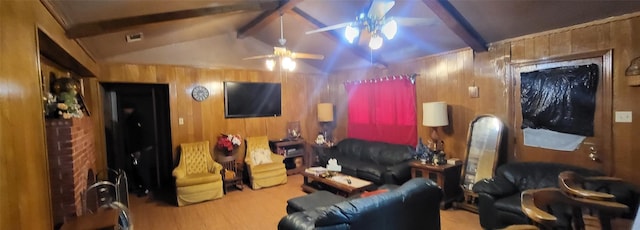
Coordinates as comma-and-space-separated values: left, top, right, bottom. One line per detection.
345, 76, 417, 146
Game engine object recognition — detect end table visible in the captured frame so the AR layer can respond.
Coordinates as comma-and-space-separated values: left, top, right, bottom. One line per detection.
410, 160, 462, 209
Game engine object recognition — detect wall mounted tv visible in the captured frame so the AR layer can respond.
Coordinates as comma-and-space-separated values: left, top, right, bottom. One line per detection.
224, 81, 282, 118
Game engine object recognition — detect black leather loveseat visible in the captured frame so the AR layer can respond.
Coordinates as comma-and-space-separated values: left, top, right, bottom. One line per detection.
472, 162, 638, 229
317, 138, 415, 185
278, 178, 443, 230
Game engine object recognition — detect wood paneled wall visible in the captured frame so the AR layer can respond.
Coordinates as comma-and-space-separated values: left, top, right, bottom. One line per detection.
327, 47, 509, 163
3, 2, 639, 229
99, 64, 327, 162
0, 1, 98, 229
326, 14, 640, 187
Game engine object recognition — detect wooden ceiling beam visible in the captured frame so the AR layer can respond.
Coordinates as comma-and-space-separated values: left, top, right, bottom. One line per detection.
289, 7, 387, 68
66, 2, 279, 39
422, 0, 487, 52
236, 0, 303, 39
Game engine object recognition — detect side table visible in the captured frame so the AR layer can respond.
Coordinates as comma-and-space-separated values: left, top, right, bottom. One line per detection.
410, 160, 462, 209
216, 156, 243, 194
269, 139, 309, 175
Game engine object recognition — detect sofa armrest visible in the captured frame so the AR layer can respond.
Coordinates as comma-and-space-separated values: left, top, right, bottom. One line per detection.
473, 176, 521, 229
278, 207, 348, 230
473, 176, 518, 198
383, 162, 412, 185
271, 153, 285, 162
476, 192, 501, 229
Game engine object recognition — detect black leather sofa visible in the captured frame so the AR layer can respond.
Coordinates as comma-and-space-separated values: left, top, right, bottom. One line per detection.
317, 138, 415, 185
472, 162, 638, 229
278, 178, 443, 230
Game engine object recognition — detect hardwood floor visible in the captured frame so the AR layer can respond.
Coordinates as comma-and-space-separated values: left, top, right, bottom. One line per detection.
129, 174, 483, 229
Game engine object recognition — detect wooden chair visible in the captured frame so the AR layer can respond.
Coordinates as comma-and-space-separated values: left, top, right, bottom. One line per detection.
520, 188, 628, 230
217, 156, 244, 193
558, 171, 630, 229
558, 171, 621, 201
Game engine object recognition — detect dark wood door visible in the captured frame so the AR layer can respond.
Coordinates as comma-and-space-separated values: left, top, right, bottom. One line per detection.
511, 51, 613, 173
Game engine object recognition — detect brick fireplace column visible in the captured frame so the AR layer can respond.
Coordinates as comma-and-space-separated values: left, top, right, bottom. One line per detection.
46, 117, 97, 225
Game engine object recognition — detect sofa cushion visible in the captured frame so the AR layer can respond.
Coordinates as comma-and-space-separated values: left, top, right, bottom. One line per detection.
287, 190, 346, 214
336, 139, 366, 159
175, 172, 220, 187
493, 193, 522, 214
499, 162, 603, 191
356, 163, 386, 184
333, 157, 365, 176
376, 145, 414, 166
360, 142, 385, 164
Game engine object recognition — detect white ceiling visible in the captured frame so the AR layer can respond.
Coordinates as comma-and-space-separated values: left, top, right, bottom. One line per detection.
43, 0, 640, 74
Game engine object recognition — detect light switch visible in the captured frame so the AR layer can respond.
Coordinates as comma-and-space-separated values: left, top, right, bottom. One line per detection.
179, 117, 184, 125
615, 111, 632, 123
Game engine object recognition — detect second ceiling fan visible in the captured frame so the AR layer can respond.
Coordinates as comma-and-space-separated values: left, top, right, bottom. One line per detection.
243, 14, 324, 72
306, 0, 435, 50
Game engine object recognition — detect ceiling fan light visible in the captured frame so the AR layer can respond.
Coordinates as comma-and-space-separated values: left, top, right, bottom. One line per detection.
288, 60, 296, 71
265, 59, 275, 71
282, 57, 293, 67
345, 25, 359, 43
282, 57, 296, 71
381, 19, 397, 40
369, 35, 383, 50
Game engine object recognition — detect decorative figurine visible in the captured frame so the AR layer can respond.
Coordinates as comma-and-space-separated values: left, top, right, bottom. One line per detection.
414, 138, 432, 164
315, 133, 326, 145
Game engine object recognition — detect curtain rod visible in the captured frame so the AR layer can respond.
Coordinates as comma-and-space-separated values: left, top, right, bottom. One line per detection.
343, 73, 419, 85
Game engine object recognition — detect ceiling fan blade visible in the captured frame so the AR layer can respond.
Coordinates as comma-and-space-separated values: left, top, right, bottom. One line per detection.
393, 17, 437, 27
291, 52, 325, 60
368, 0, 395, 19
306, 22, 352, 34
243, 54, 276, 60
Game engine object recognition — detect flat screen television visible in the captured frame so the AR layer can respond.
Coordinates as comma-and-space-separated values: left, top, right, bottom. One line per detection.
224, 81, 282, 118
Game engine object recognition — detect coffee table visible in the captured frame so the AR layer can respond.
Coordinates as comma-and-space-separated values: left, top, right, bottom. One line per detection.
301, 170, 374, 197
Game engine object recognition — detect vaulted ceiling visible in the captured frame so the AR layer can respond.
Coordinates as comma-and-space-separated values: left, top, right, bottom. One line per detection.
42, 0, 640, 74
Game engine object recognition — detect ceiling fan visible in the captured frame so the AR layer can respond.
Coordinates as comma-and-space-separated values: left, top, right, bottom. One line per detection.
306, 0, 435, 50
243, 14, 324, 71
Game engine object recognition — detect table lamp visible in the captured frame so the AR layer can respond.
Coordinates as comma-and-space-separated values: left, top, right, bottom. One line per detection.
422, 102, 449, 152
317, 103, 334, 143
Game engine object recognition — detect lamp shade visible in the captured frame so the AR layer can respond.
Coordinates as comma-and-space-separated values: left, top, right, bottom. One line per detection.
422, 102, 449, 127
317, 103, 334, 122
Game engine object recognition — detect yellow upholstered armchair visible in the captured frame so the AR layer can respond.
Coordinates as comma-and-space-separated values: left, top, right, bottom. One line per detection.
245, 136, 287, 189
172, 141, 224, 206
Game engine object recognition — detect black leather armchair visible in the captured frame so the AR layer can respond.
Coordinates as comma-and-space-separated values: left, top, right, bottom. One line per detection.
472, 162, 638, 229
278, 178, 443, 230
317, 138, 415, 185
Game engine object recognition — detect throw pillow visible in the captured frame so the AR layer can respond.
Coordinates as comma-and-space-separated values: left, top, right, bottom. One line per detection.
360, 189, 389, 198
251, 148, 273, 165
224, 169, 236, 179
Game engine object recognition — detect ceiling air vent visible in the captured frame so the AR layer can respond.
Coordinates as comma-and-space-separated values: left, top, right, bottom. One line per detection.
125, 32, 143, 43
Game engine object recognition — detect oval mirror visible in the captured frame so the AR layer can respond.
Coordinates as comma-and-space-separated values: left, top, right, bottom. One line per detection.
457, 115, 504, 212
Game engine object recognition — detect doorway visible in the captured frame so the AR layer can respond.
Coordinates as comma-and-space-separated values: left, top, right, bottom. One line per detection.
101, 83, 173, 198
510, 50, 613, 173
